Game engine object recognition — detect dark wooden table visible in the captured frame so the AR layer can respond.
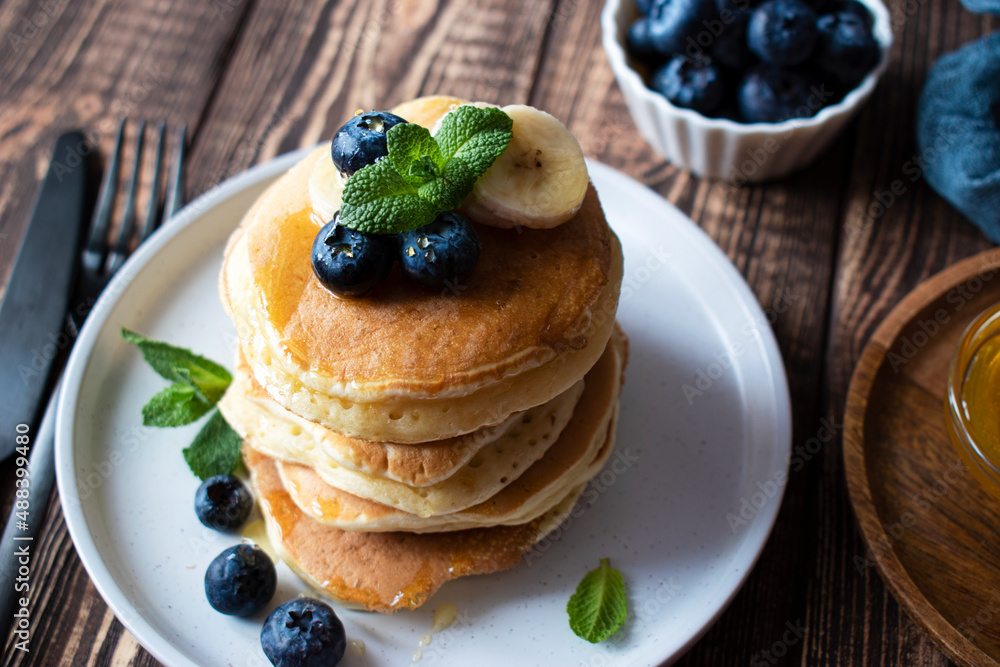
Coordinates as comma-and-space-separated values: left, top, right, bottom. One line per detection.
1, 0, 997, 665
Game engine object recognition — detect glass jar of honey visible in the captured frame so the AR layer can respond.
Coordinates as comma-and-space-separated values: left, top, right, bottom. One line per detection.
946, 301, 1000, 499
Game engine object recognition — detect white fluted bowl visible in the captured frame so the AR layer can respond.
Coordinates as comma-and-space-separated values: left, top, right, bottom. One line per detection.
601, 0, 892, 183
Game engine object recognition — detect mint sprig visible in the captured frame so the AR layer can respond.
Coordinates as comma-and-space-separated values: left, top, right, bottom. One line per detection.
339, 105, 513, 234
122, 329, 242, 480
567, 558, 628, 643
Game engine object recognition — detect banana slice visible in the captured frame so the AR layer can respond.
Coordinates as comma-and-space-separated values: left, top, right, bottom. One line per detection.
308, 151, 344, 223
461, 105, 588, 230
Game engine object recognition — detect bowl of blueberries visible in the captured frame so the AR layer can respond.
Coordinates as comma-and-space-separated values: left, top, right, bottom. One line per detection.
601, 0, 891, 182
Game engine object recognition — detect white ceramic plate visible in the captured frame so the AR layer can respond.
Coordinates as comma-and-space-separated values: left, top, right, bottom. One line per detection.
56, 152, 791, 667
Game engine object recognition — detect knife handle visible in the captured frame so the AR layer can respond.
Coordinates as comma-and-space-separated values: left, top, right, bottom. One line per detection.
0, 376, 59, 644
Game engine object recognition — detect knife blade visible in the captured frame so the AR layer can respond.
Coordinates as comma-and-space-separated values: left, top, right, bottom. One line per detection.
0, 131, 92, 461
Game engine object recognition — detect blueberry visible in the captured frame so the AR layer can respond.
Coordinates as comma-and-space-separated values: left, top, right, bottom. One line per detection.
738, 65, 815, 122
398, 211, 480, 289
647, 0, 718, 57
195, 474, 253, 532
651, 55, 726, 114
627, 19, 661, 60
331, 111, 408, 178
636, 0, 656, 13
312, 216, 396, 297
710, 10, 754, 70
261, 598, 346, 667
204, 544, 276, 616
747, 0, 818, 65
815, 11, 879, 87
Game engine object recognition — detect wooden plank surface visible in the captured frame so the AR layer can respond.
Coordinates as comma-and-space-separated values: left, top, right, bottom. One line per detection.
816, 0, 998, 664
1, 0, 998, 663
0, 1, 257, 664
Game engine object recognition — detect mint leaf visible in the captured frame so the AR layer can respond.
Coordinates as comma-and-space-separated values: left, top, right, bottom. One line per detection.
434, 105, 513, 174
172, 367, 209, 403
420, 105, 512, 211
387, 123, 442, 187
122, 329, 231, 404
182, 409, 243, 480
142, 383, 213, 427
409, 156, 439, 182
418, 158, 487, 214
337, 106, 513, 235
567, 558, 628, 643
339, 158, 439, 234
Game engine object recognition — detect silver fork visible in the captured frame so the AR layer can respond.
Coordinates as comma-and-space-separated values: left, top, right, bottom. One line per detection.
0, 118, 186, 639
73, 119, 186, 330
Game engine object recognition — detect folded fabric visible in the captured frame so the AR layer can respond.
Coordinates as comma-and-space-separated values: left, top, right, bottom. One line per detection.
960, 0, 1000, 15
916, 31, 1000, 242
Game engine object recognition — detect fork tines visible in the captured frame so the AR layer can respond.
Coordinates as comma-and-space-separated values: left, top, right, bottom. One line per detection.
83, 119, 186, 277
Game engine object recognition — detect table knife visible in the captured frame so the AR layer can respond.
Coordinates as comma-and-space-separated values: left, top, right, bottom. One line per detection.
0, 132, 92, 461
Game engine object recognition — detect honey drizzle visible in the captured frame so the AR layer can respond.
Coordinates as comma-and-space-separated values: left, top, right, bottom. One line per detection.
411, 602, 460, 663
253, 208, 316, 332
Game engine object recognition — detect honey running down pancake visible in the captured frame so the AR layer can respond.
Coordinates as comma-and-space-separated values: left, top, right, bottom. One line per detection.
274, 328, 625, 532
245, 445, 588, 613
219, 123, 623, 443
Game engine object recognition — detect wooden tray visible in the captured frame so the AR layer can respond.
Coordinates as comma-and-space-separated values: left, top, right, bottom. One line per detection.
844, 248, 1000, 667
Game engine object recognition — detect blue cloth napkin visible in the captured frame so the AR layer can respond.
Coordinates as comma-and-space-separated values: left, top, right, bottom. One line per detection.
961, 0, 1000, 15
917, 31, 1000, 242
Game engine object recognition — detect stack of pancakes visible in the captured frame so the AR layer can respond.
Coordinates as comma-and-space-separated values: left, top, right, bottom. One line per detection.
217, 98, 626, 613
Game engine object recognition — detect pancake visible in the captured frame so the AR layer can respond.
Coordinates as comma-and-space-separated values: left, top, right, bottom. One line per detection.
276, 328, 625, 532
219, 353, 580, 488
222, 374, 584, 516
243, 150, 612, 398
245, 444, 587, 613
220, 130, 623, 442
222, 95, 629, 613
390, 95, 472, 128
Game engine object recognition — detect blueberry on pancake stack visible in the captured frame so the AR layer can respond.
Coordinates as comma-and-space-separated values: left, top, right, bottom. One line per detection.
218, 95, 627, 613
